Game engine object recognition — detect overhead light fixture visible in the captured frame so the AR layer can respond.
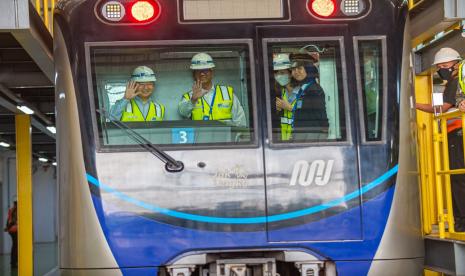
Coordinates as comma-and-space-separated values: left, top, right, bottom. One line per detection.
17, 105, 35, 115
52, 162, 57, 166
47, 126, 56, 134
38, 157, 48, 162
0, 142, 10, 148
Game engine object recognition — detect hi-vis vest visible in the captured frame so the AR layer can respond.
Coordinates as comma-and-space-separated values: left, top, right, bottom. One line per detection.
121, 99, 164, 122
183, 85, 233, 121
459, 61, 465, 94
280, 89, 297, 141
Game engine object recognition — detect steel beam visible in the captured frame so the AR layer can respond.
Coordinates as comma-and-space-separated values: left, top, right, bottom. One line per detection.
425, 237, 465, 275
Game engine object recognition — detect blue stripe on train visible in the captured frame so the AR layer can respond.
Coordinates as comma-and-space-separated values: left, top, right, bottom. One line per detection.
86, 165, 398, 224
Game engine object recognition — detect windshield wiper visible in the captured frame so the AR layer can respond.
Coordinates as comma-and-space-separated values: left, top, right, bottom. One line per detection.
97, 109, 184, 172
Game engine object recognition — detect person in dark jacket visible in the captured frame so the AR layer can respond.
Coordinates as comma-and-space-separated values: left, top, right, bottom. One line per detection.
289, 54, 329, 141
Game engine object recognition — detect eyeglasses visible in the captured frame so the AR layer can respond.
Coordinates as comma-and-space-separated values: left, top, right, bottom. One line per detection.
194, 69, 212, 74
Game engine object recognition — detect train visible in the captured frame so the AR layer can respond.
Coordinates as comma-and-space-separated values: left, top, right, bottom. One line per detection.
54, 0, 422, 275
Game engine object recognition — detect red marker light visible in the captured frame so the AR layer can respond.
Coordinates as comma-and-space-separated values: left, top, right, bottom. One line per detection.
309, 0, 336, 17
131, 0, 158, 22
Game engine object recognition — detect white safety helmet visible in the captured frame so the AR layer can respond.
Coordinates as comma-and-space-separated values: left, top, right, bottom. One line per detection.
432, 47, 462, 65
190, 53, 215, 70
273, 53, 291, 70
131, 66, 157, 82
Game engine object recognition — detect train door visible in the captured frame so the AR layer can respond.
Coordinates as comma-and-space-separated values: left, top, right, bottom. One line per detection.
257, 26, 362, 242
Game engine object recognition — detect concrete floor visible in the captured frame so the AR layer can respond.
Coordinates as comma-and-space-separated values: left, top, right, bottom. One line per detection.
0, 242, 57, 276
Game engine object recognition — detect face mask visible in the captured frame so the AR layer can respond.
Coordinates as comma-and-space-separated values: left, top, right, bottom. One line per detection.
275, 74, 290, 86
437, 65, 455, 81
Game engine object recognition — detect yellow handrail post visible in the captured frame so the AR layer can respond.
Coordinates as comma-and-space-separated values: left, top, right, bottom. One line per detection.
35, 0, 41, 16
51, 0, 55, 33
432, 118, 446, 238
440, 118, 455, 233
44, 0, 49, 31
15, 114, 33, 276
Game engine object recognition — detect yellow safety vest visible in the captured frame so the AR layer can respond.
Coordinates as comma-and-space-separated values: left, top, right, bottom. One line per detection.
280, 89, 297, 141
183, 85, 233, 121
121, 99, 164, 122
459, 61, 465, 93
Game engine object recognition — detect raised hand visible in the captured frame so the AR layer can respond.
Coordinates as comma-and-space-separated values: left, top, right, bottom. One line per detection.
191, 79, 204, 103
124, 81, 140, 100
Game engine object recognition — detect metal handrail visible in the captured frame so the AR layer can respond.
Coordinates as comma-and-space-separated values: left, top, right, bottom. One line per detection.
418, 109, 465, 240
409, 0, 426, 10
31, 0, 55, 34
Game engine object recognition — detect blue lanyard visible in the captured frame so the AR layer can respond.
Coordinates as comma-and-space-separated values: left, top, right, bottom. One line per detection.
200, 87, 216, 120
290, 81, 314, 128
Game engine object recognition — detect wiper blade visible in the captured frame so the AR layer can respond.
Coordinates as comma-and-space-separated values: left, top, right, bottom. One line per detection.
97, 109, 184, 172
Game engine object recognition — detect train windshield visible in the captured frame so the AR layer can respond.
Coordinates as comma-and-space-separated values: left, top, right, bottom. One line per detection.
88, 42, 255, 148
265, 40, 347, 143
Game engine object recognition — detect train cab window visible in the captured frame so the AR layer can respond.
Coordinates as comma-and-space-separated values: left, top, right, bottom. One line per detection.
87, 43, 255, 149
355, 38, 385, 141
266, 40, 347, 143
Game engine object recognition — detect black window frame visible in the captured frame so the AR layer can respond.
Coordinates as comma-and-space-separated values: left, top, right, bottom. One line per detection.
353, 36, 387, 144
84, 39, 259, 152
262, 36, 352, 148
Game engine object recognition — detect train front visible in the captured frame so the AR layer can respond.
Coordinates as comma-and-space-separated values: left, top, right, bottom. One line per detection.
54, 0, 423, 275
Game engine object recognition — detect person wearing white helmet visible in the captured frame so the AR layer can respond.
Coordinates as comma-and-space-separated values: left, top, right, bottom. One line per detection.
110, 65, 165, 122
178, 53, 247, 127
416, 47, 465, 232
272, 53, 295, 140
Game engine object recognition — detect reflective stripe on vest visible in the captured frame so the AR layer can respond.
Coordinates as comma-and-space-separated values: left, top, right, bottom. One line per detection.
121, 99, 164, 122
280, 89, 297, 141
184, 85, 233, 121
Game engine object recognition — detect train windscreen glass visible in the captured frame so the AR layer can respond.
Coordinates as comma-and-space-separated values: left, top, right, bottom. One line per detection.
89, 44, 254, 148
267, 41, 346, 143
357, 39, 384, 141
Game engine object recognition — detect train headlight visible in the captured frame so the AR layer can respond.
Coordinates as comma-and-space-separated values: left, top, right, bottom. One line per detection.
131, 1, 155, 22
341, 0, 365, 16
101, 1, 125, 22
306, 0, 371, 20
95, 0, 161, 25
309, 0, 336, 17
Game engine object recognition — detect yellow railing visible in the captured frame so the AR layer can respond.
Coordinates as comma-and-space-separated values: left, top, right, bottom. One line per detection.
409, 0, 426, 10
31, 0, 55, 34
418, 109, 465, 240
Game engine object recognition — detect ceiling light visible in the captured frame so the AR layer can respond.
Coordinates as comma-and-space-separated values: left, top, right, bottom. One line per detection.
17, 105, 34, 115
0, 142, 10, 148
47, 126, 56, 134
52, 162, 57, 166
38, 157, 48, 162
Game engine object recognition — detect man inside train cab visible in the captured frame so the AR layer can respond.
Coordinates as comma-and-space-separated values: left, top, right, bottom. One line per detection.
110, 66, 165, 122
416, 47, 465, 232
178, 52, 247, 127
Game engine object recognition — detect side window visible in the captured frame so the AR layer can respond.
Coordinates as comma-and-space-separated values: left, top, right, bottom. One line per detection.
266, 40, 347, 143
88, 44, 254, 148
356, 39, 385, 141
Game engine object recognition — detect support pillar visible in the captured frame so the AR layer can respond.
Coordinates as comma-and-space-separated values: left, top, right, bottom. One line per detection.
15, 114, 33, 275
